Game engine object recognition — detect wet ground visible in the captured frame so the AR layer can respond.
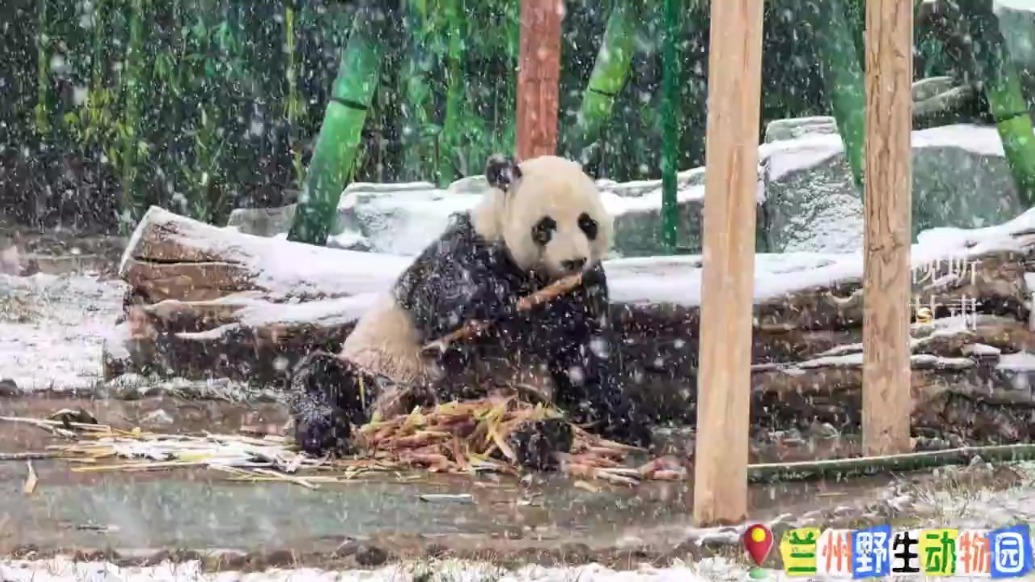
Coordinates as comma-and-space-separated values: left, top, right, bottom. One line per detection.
0, 394, 902, 567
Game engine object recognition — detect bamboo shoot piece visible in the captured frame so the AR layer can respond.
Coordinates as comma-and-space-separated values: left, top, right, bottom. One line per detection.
287, 4, 385, 246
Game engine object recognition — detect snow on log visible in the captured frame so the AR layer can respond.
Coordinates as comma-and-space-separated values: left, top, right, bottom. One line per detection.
105, 206, 1035, 443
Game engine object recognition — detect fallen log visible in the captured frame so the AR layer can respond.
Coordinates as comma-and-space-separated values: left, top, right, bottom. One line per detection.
106, 206, 1035, 443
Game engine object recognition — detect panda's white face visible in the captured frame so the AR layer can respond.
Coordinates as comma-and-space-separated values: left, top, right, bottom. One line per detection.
474, 155, 613, 281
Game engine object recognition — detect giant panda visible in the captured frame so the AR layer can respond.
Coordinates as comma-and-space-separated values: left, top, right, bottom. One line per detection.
286, 154, 653, 467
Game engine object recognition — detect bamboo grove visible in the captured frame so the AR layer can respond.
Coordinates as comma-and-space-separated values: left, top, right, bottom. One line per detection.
1, 0, 1033, 236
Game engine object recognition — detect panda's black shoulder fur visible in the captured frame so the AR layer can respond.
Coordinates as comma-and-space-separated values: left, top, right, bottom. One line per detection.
393, 211, 538, 342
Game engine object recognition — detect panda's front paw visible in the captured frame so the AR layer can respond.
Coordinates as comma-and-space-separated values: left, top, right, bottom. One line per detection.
293, 407, 354, 457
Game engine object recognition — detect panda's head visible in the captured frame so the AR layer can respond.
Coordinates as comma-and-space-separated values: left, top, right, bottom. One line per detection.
472, 154, 613, 281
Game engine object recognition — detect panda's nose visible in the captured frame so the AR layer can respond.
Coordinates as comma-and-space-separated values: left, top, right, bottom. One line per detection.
561, 258, 587, 272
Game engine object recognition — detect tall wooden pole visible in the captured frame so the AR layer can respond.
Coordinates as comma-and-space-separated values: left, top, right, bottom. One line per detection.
516, 0, 562, 161
862, 0, 913, 456
692, 0, 764, 527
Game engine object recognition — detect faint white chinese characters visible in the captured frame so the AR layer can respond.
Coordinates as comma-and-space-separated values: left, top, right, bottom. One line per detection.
912, 256, 978, 287
911, 295, 979, 330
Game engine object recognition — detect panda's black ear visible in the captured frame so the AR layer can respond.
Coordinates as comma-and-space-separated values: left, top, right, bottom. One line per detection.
485, 154, 522, 193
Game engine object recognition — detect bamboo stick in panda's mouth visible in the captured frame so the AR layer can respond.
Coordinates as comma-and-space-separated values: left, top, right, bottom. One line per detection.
420, 272, 584, 356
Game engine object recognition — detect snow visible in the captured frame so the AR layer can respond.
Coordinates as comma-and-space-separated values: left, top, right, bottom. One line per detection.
754, 352, 974, 372
0, 272, 125, 391
0, 557, 749, 582
996, 0, 1035, 13
997, 352, 1035, 371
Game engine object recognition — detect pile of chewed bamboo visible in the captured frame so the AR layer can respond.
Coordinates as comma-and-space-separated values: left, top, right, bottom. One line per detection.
4, 398, 690, 488
354, 395, 661, 485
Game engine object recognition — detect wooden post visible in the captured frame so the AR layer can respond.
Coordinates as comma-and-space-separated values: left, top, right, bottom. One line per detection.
862, 0, 913, 456
516, 0, 563, 160
692, 0, 765, 526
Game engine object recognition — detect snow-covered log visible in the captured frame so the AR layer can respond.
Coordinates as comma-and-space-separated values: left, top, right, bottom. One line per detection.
106, 206, 1035, 443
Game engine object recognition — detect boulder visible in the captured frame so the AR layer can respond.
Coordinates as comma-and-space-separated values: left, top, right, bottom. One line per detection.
226, 204, 297, 238
762, 117, 1027, 253
319, 168, 767, 258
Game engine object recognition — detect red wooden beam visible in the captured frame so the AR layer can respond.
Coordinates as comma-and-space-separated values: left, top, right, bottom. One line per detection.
516, 0, 563, 161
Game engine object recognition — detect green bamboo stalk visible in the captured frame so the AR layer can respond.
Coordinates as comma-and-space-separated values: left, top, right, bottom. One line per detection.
287, 4, 385, 246
571, 2, 638, 166
440, 0, 464, 185
285, 1, 304, 188
33, 0, 50, 136
660, 0, 680, 251
400, 0, 437, 182
120, 0, 146, 230
802, 0, 865, 189
958, 0, 1035, 209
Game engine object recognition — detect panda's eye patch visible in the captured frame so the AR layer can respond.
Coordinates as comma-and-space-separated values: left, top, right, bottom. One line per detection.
532, 216, 556, 246
578, 213, 598, 240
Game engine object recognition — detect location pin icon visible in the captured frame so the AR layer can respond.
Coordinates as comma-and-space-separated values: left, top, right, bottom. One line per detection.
742, 523, 774, 568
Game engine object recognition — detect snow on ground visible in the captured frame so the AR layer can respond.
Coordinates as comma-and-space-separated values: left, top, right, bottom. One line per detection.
0, 272, 125, 391
0, 557, 750, 582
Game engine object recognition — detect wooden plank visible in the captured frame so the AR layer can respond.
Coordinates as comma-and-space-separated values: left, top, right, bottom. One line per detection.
516, 0, 563, 160
862, 0, 914, 456
692, 0, 765, 527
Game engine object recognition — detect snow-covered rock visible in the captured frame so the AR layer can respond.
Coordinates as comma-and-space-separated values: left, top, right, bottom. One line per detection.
226, 204, 296, 238
227, 119, 1028, 258
762, 117, 1027, 253
321, 170, 766, 258
332, 181, 480, 255
996, 0, 1035, 72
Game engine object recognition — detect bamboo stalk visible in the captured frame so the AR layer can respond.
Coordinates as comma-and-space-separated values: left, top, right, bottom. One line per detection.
120, 0, 146, 231
400, 0, 436, 182
957, 0, 1035, 209
287, 3, 385, 246
660, 0, 680, 251
749, 444, 1035, 483
571, 2, 638, 165
440, 0, 465, 185
284, 1, 304, 189
32, 0, 50, 137
804, 0, 866, 189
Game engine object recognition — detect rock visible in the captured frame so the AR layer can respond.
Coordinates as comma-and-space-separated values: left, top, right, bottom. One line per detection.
0, 378, 19, 397
604, 167, 768, 256
140, 409, 175, 425
447, 175, 490, 194
353, 543, 389, 567
763, 116, 841, 143
995, 0, 1035, 72
328, 168, 767, 258
226, 204, 297, 238
762, 117, 1026, 253
912, 76, 957, 102
334, 181, 479, 256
